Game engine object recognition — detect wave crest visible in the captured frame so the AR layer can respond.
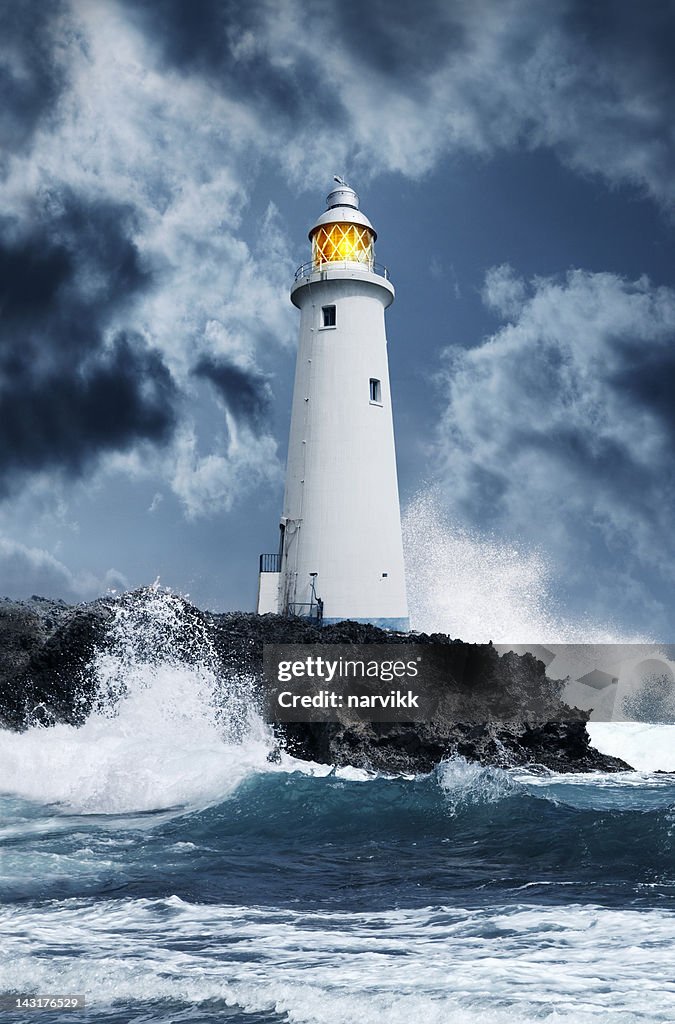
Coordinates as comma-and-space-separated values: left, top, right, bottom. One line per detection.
0, 587, 273, 814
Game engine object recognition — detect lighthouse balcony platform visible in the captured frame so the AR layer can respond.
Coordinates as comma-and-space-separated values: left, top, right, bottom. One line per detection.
294, 259, 390, 282
291, 260, 395, 308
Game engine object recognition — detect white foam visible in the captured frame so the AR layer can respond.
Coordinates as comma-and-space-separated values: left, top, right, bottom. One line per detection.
588, 722, 675, 773
0, 588, 273, 814
437, 756, 517, 811
1, 897, 673, 1022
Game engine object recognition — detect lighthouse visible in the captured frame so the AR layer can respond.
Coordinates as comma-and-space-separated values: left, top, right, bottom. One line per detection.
257, 180, 409, 631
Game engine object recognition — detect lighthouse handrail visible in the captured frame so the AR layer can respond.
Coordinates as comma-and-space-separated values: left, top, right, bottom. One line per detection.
259, 552, 281, 573
294, 259, 389, 282
286, 600, 323, 624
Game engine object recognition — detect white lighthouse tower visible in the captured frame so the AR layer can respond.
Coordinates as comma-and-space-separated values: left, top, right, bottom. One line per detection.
257, 180, 409, 630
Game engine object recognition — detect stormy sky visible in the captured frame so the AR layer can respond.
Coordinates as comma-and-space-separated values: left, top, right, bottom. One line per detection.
1, 0, 674, 638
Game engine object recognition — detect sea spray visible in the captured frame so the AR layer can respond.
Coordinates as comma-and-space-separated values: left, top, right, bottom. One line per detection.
0, 587, 273, 813
402, 489, 559, 642
89, 585, 261, 744
401, 488, 675, 769
436, 756, 518, 814
402, 489, 644, 643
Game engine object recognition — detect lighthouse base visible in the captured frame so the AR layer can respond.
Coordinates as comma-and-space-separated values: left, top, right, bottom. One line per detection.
256, 571, 280, 615
322, 616, 410, 633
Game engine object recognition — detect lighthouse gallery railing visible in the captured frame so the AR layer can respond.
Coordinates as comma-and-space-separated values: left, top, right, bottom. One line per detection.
294, 260, 390, 282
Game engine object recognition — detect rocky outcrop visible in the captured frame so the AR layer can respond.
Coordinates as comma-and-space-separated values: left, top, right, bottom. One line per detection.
278, 718, 629, 774
0, 596, 113, 729
0, 592, 633, 772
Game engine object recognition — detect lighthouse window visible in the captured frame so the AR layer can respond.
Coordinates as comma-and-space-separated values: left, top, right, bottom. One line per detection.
369, 378, 382, 404
321, 304, 336, 327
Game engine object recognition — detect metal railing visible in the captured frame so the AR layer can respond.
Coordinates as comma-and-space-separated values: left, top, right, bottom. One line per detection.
259, 553, 281, 573
287, 600, 324, 625
294, 260, 390, 282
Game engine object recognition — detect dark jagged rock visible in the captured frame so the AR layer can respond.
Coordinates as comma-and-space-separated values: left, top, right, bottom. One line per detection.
0, 597, 114, 729
278, 717, 630, 775
0, 592, 633, 773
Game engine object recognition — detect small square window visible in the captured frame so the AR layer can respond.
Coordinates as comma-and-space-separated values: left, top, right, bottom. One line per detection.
322, 305, 336, 327
369, 378, 382, 403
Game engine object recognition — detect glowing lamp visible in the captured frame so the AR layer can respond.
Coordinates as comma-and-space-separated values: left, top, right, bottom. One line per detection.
308, 180, 376, 269
311, 222, 374, 267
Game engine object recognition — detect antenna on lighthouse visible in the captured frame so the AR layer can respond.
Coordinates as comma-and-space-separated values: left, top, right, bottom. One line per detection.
326, 177, 360, 211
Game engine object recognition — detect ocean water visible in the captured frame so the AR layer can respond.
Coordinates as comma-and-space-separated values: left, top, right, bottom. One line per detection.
1, 575, 675, 1020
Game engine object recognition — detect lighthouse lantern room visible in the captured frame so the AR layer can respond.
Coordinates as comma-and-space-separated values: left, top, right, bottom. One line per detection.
256, 180, 409, 631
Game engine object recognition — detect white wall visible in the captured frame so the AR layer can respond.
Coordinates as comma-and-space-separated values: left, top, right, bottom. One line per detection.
257, 571, 280, 614
279, 267, 408, 626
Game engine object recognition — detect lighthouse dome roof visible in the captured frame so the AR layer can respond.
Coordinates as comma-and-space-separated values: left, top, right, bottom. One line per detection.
308, 178, 376, 240
309, 204, 376, 239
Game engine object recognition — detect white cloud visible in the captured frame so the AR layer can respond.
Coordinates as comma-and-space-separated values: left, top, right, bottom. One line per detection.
0, 536, 128, 602
169, 422, 281, 520
148, 492, 163, 514
434, 266, 675, 629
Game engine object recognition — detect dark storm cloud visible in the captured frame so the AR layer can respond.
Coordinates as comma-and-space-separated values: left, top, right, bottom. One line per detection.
0, 333, 176, 490
0, 228, 70, 323
564, 0, 675, 86
332, 0, 465, 78
120, 0, 463, 93
0, 193, 178, 493
193, 355, 269, 427
0, 0, 66, 155
0, 193, 151, 372
118, 0, 345, 126
612, 343, 675, 440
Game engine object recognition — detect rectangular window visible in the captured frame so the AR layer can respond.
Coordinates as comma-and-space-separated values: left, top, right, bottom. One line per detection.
321, 304, 336, 327
369, 378, 382, 403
